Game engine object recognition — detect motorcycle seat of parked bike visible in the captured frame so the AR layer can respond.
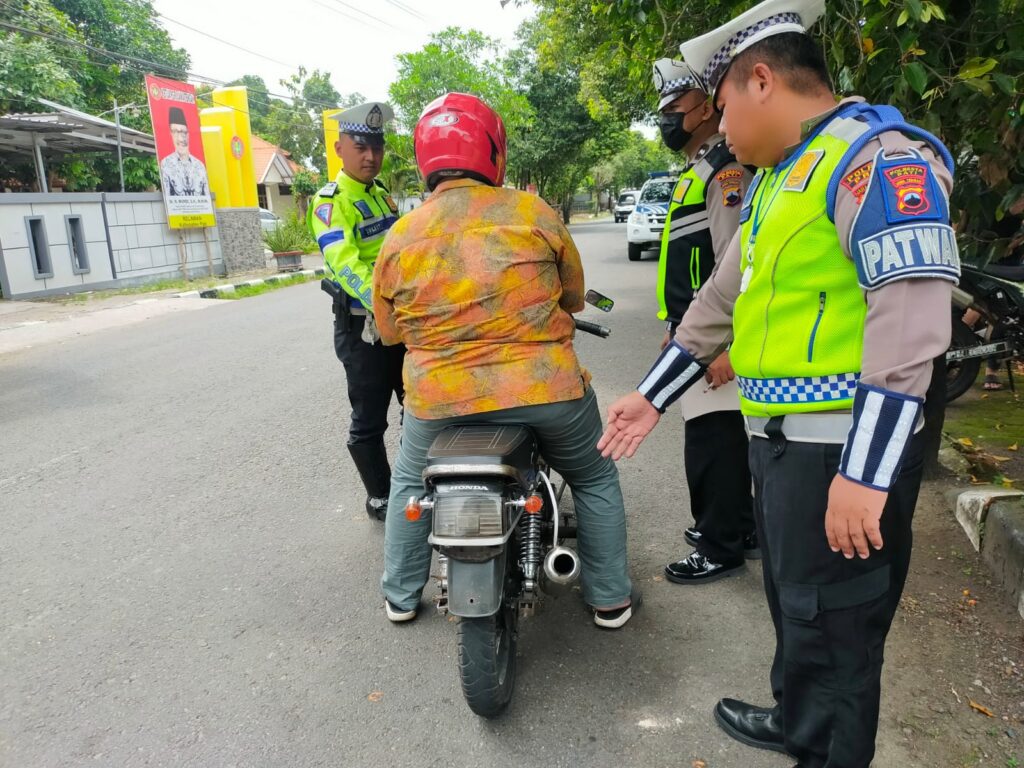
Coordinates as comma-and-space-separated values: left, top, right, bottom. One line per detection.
425, 424, 537, 487
983, 263, 1024, 282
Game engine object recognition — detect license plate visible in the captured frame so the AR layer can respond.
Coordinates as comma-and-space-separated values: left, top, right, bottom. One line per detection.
946, 342, 1008, 361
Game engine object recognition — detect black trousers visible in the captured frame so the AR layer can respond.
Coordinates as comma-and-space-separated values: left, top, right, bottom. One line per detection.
749, 428, 924, 768
333, 314, 405, 445
683, 410, 755, 561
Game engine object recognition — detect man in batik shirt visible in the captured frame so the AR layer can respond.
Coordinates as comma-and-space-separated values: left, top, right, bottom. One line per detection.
372, 92, 637, 629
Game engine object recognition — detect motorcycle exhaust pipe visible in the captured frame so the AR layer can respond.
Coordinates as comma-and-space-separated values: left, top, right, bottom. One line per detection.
542, 546, 582, 587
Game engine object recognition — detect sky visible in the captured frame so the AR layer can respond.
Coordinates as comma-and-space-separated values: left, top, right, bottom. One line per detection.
150, 0, 538, 103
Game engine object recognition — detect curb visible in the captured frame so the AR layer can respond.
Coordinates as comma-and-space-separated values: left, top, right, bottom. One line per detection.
950, 488, 1024, 619
174, 269, 325, 299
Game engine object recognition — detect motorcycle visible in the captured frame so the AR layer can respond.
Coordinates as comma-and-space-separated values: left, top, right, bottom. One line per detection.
403, 290, 614, 718
946, 261, 1024, 402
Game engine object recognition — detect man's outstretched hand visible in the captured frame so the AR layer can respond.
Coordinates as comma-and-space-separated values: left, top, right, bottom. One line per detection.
597, 392, 661, 460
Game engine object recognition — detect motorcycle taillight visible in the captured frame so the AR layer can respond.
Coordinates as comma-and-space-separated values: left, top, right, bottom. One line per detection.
433, 493, 504, 539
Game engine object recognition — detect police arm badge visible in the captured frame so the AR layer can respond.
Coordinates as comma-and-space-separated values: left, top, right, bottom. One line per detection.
848, 148, 960, 290
715, 168, 743, 207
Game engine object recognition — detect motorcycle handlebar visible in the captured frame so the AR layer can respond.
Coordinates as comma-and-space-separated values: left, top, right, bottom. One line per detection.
573, 318, 611, 338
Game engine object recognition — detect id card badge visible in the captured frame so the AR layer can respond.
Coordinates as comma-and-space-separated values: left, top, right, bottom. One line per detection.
740, 242, 755, 294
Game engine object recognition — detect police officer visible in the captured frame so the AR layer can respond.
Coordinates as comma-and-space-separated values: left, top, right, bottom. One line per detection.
308, 102, 405, 522
599, 1, 959, 765
652, 58, 759, 584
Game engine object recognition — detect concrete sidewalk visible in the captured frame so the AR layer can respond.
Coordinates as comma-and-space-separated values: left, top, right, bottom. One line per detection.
0, 295, 224, 356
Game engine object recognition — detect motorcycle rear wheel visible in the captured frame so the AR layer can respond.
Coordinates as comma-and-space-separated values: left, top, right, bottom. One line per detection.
457, 599, 519, 718
946, 318, 983, 402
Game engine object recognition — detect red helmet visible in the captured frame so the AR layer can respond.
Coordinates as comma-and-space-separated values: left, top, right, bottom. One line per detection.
414, 93, 507, 191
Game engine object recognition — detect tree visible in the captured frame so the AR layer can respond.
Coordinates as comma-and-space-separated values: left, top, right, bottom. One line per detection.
0, 0, 189, 191
505, 20, 628, 221
0, 1, 84, 113
529, 0, 1024, 263
606, 131, 677, 193
227, 74, 272, 134
259, 68, 349, 173
389, 27, 531, 136
380, 133, 421, 207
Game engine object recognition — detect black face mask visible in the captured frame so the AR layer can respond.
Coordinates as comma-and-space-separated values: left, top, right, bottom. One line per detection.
659, 110, 694, 152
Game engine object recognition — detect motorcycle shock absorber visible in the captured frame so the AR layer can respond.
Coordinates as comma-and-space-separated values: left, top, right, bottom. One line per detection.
434, 553, 449, 615
519, 503, 543, 593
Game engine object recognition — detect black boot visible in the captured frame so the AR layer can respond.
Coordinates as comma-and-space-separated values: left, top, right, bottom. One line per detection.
713, 698, 787, 754
348, 441, 391, 521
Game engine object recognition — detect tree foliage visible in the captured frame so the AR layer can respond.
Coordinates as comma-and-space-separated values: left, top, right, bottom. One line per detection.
389, 27, 531, 135
529, 0, 1024, 263
388, 23, 628, 221
0, 0, 188, 191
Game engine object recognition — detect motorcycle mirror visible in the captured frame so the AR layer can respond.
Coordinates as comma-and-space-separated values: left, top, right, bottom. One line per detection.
585, 289, 614, 312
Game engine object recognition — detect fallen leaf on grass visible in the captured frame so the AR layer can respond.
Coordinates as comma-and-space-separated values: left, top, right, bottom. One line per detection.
969, 700, 995, 717
958, 437, 976, 448
970, 475, 983, 485
1002, 477, 1018, 488
368, 691, 384, 702
692, 761, 707, 768
1009, 443, 1019, 452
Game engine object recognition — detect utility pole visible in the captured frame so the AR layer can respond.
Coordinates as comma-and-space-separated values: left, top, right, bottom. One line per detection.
114, 98, 125, 193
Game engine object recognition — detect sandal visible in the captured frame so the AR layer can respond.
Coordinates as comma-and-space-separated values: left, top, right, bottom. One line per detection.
984, 374, 1004, 391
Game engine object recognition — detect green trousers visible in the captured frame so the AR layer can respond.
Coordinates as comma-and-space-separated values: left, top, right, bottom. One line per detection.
381, 387, 632, 611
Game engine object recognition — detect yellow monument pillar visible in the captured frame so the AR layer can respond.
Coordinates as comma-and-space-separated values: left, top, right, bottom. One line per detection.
323, 108, 343, 182
211, 87, 258, 208
200, 125, 230, 208
199, 106, 243, 207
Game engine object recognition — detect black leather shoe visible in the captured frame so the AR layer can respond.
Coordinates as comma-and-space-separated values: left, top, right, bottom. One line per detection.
713, 698, 787, 754
743, 531, 762, 560
683, 527, 702, 547
664, 552, 744, 584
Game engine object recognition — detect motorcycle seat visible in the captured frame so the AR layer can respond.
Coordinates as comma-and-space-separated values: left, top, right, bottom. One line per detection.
425, 424, 537, 486
983, 263, 1024, 282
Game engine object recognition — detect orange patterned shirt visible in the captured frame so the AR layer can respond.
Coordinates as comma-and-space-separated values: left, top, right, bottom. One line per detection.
372, 179, 589, 420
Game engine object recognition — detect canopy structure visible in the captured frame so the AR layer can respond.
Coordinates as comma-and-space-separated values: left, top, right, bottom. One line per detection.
0, 98, 155, 192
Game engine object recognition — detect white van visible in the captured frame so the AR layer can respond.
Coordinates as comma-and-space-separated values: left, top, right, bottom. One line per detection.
613, 190, 640, 223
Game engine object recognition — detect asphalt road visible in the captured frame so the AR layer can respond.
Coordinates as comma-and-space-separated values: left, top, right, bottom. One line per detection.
1, 220, 919, 767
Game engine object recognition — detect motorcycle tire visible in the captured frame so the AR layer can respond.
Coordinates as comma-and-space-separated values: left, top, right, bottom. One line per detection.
946, 318, 983, 403
457, 599, 518, 718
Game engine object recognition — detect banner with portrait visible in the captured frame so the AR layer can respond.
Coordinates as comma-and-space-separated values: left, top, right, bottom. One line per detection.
145, 75, 216, 229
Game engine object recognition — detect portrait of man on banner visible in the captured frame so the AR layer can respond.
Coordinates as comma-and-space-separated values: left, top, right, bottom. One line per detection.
160, 107, 209, 198
145, 74, 216, 229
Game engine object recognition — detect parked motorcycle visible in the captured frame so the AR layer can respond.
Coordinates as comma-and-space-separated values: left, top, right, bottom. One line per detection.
946, 261, 1024, 402
403, 291, 613, 718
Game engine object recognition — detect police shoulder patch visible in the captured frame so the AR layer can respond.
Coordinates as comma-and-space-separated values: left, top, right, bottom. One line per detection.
783, 149, 825, 192
318, 182, 338, 198
672, 178, 692, 205
840, 161, 874, 206
849, 147, 959, 290
313, 203, 333, 227
716, 168, 743, 207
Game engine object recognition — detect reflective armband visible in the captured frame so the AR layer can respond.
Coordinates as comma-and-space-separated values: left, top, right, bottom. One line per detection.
839, 383, 923, 491
637, 340, 705, 413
